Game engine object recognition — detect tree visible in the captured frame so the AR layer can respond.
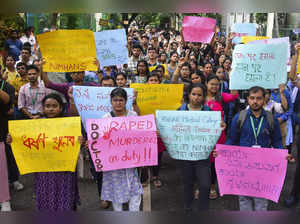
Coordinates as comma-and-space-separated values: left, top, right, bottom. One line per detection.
0, 14, 25, 50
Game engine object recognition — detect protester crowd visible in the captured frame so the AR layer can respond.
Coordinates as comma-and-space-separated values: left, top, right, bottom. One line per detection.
0, 24, 300, 213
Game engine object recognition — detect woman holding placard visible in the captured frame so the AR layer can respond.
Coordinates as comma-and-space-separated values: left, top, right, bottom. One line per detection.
7, 93, 84, 211
205, 75, 238, 200
101, 88, 143, 211
177, 83, 213, 212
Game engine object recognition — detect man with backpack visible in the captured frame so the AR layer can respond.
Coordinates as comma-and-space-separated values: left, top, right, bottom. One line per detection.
224, 86, 293, 211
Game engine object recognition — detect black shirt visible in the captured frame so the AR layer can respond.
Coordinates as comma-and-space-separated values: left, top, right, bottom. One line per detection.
0, 80, 15, 142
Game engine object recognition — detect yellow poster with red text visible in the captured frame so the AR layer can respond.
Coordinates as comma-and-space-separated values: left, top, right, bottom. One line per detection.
130, 84, 184, 115
9, 117, 81, 174
37, 30, 98, 72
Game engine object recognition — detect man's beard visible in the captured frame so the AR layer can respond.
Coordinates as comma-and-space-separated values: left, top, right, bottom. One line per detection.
250, 104, 263, 112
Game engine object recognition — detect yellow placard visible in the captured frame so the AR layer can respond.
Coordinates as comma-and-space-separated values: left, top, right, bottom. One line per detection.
130, 84, 184, 115
241, 36, 270, 44
149, 64, 169, 77
9, 117, 81, 175
298, 49, 300, 74
37, 30, 98, 72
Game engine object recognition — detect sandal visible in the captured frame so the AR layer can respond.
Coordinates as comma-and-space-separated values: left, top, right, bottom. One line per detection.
209, 189, 218, 200
153, 178, 162, 188
100, 200, 110, 209
194, 189, 199, 200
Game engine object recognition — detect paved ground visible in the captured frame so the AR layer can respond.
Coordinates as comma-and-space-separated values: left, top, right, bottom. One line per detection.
9, 148, 299, 212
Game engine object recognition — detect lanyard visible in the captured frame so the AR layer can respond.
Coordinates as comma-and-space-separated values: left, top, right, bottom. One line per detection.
0, 81, 4, 90
29, 87, 39, 106
250, 116, 264, 145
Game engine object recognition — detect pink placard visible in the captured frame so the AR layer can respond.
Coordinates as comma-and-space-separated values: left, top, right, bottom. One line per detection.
0, 142, 10, 202
182, 16, 216, 43
215, 144, 288, 203
86, 115, 158, 171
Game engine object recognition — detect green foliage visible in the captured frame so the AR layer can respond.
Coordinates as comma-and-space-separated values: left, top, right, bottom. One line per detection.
255, 13, 268, 24
0, 14, 25, 50
59, 13, 94, 30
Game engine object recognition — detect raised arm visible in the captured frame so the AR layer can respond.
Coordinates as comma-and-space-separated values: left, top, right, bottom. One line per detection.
171, 57, 185, 84
289, 43, 300, 81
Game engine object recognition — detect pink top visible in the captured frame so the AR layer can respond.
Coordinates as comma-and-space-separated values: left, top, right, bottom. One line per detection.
206, 92, 238, 162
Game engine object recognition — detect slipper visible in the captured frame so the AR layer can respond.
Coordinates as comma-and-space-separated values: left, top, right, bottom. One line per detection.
209, 189, 218, 200
153, 178, 162, 188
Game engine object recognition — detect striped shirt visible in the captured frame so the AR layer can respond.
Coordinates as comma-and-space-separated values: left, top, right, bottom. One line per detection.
18, 81, 51, 114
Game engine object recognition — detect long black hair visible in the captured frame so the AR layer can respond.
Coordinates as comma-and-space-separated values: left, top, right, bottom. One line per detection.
185, 83, 207, 104
42, 93, 65, 117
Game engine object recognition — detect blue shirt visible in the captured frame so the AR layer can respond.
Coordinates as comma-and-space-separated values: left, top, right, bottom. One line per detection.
4, 39, 23, 61
271, 89, 293, 121
226, 109, 283, 149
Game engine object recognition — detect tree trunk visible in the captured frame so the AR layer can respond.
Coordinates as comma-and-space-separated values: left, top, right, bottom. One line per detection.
50, 13, 58, 29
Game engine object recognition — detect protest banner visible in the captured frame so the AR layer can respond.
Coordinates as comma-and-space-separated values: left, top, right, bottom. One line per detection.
73, 86, 134, 128
248, 37, 290, 59
182, 16, 216, 43
156, 110, 222, 160
130, 84, 183, 115
0, 142, 9, 202
241, 36, 270, 44
215, 144, 288, 202
231, 23, 257, 44
94, 29, 129, 67
149, 64, 169, 77
86, 115, 157, 171
9, 117, 81, 175
37, 30, 98, 72
229, 42, 288, 90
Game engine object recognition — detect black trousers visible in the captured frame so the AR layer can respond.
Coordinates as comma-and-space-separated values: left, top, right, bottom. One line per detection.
5, 143, 20, 183
151, 152, 163, 177
87, 149, 103, 198
180, 159, 211, 211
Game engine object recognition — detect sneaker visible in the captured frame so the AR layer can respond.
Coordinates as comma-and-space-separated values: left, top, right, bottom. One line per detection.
13, 181, 24, 191
1, 201, 12, 212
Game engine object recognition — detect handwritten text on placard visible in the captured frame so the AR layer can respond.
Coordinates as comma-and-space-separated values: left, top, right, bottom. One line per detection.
215, 144, 288, 202
156, 110, 222, 161
86, 115, 158, 171
229, 43, 288, 90
9, 117, 81, 174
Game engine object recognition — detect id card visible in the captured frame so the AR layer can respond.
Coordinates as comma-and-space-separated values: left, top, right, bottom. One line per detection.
252, 145, 261, 148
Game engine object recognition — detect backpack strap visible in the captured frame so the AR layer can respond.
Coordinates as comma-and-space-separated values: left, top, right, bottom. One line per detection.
265, 111, 274, 136
237, 109, 274, 140
237, 109, 248, 137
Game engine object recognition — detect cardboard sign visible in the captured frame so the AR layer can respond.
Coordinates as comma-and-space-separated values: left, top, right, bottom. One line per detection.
182, 16, 216, 43
156, 110, 222, 160
86, 115, 158, 171
130, 84, 183, 115
229, 42, 288, 90
37, 30, 98, 72
73, 86, 134, 128
215, 144, 288, 202
231, 23, 257, 44
94, 29, 129, 67
9, 117, 81, 174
